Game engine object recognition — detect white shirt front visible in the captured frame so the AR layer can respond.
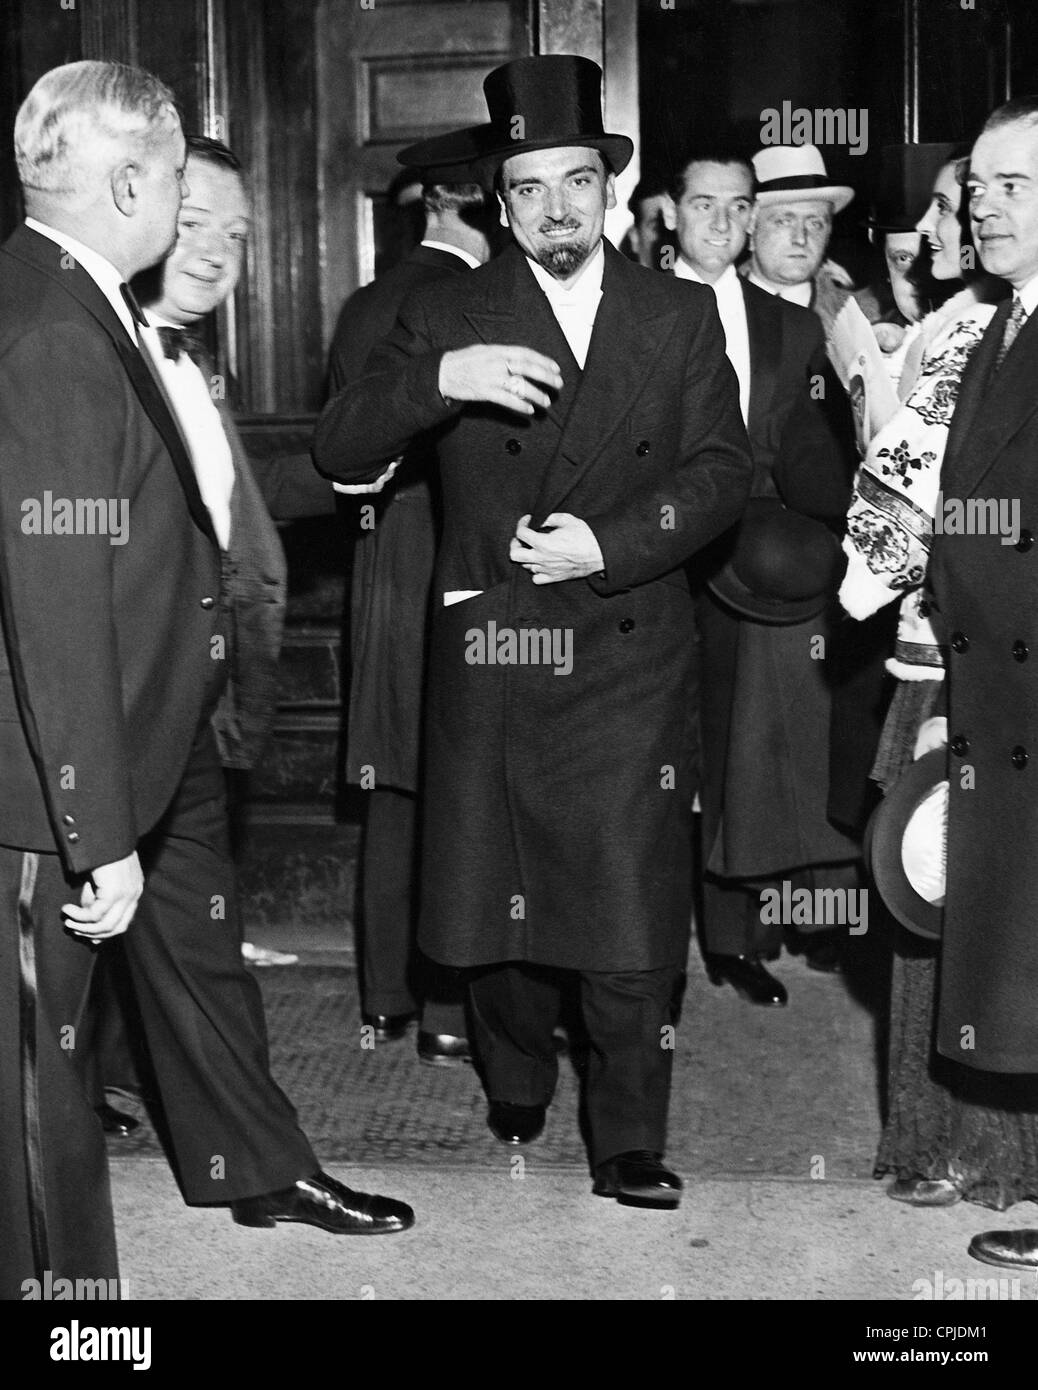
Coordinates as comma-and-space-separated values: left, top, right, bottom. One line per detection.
24, 217, 137, 341
675, 258, 751, 427
140, 312, 235, 551
1014, 273, 1038, 319
748, 269, 812, 309
527, 241, 605, 368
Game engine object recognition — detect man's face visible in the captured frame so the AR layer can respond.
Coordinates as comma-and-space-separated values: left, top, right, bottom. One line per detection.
663, 160, 753, 282
751, 197, 832, 287
156, 156, 250, 323
968, 118, 1038, 289
136, 120, 189, 266
499, 145, 615, 281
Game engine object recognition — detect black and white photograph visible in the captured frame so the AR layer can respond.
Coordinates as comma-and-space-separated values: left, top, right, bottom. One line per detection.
1, 0, 1037, 1346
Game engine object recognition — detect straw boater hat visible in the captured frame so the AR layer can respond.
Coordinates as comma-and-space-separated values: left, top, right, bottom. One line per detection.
752, 145, 854, 214
397, 55, 634, 179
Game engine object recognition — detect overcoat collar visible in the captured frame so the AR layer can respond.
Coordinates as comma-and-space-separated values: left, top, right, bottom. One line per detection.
943, 299, 1038, 498
462, 241, 682, 519
740, 278, 780, 451
2, 224, 217, 546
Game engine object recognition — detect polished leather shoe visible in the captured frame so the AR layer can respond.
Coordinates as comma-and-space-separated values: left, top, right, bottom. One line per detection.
487, 1101, 546, 1145
97, 1102, 140, 1136
968, 1228, 1038, 1269
888, 1176, 962, 1207
705, 954, 787, 1006
231, 1171, 414, 1235
417, 1031, 471, 1066
361, 1011, 416, 1042
801, 931, 844, 974
593, 1150, 683, 1208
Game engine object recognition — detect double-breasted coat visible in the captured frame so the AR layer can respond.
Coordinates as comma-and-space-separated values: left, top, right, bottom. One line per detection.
929, 298, 1038, 1073
315, 240, 752, 971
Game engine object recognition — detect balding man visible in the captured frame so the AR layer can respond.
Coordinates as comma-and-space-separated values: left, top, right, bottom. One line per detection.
0, 62, 410, 1300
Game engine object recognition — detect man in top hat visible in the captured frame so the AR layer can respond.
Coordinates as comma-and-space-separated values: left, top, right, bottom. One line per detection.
315, 54, 752, 1206
925, 95, 1038, 1270
328, 149, 500, 1066
744, 144, 856, 333
660, 146, 856, 1004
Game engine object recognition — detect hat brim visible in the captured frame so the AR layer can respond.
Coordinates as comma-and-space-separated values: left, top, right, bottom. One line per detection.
707, 566, 831, 626
865, 747, 946, 940
473, 132, 634, 179
756, 185, 855, 215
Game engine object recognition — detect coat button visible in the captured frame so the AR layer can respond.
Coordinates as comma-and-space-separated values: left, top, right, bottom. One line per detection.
1017, 528, 1034, 552
200, 596, 215, 609
636, 440, 651, 457
67, 831, 79, 843
950, 734, 970, 757
1013, 640, 1029, 662
950, 631, 969, 653
619, 618, 636, 633
505, 439, 521, 455
1012, 745, 1029, 770
62, 814, 75, 826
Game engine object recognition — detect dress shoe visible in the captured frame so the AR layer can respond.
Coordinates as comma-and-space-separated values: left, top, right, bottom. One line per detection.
417, 1031, 471, 1066
231, 1170, 414, 1236
887, 1176, 962, 1207
968, 1228, 1038, 1269
801, 930, 844, 974
705, 954, 788, 1006
96, 1102, 139, 1136
361, 1011, 417, 1042
487, 1101, 546, 1145
592, 1150, 683, 1209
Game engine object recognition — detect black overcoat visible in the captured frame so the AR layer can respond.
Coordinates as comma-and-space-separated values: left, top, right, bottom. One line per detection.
315, 241, 752, 970
930, 299, 1038, 1072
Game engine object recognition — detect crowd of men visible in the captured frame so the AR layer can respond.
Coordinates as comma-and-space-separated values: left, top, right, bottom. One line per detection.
3, 50, 1038, 1296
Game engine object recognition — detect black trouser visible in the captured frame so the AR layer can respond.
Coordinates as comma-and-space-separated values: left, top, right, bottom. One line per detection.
362, 786, 466, 1035
0, 722, 317, 1298
701, 863, 861, 957
468, 961, 680, 1168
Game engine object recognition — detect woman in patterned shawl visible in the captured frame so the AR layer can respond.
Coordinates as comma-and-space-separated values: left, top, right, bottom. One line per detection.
841, 156, 1038, 1213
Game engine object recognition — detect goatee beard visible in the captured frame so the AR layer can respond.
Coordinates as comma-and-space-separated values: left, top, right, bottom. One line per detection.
536, 236, 592, 279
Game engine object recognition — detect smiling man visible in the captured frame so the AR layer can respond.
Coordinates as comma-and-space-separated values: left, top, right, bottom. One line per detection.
925, 96, 1038, 1273
315, 55, 752, 1207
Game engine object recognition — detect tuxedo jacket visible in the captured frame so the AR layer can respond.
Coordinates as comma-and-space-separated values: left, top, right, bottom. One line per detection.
0, 225, 224, 871
315, 239, 752, 972
327, 244, 470, 793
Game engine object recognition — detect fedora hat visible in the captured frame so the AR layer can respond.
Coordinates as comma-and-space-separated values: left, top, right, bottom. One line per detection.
396, 125, 495, 188
868, 143, 959, 232
752, 145, 854, 214
865, 747, 947, 940
397, 55, 633, 180
708, 497, 846, 625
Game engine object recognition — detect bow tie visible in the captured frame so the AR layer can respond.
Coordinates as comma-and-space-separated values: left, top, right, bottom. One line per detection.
155, 325, 209, 366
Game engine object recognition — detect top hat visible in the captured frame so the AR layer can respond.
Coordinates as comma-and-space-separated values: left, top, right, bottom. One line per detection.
868, 143, 959, 232
708, 496, 846, 626
752, 145, 854, 214
864, 747, 947, 940
397, 55, 633, 179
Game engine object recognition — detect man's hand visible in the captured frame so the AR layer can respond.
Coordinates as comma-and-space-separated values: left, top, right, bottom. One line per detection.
509, 513, 604, 584
62, 851, 144, 942
439, 345, 563, 416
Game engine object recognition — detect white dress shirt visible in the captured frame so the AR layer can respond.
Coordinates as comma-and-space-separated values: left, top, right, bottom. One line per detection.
24, 217, 137, 341
140, 312, 236, 551
748, 270, 812, 308
527, 241, 605, 368
420, 239, 481, 270
1015, 273, 1038, 319
675, 258, 751, 427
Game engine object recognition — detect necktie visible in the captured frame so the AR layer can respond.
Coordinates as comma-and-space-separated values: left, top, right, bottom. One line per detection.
995, 296, 1027, 370
155, 325, 210, 368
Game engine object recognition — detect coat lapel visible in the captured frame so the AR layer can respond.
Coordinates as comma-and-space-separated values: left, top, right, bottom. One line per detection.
741, 280, 779, 456
4, 226, 217, 545
944, 300, 1038, 498
531, 244, 682, 519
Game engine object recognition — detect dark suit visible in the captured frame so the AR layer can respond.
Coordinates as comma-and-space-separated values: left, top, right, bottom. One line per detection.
930, 297, 1038, 1072
315, 239, 752, 1160
0, 225, 315, 1297
694, 278, 858, 956
328, 244, 471, 1030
